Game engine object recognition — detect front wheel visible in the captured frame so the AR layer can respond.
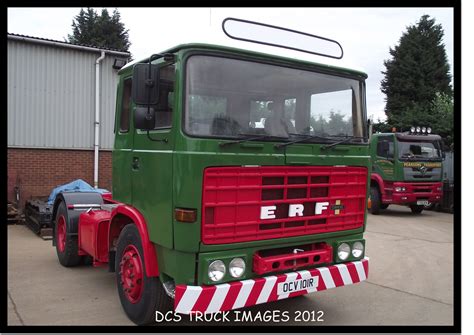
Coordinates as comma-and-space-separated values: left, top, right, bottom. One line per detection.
116, 224, 172, 325
410, 204, 424, 214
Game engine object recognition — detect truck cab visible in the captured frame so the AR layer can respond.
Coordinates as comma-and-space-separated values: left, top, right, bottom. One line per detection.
369, 130, 444, 214
52, 41, 371, 325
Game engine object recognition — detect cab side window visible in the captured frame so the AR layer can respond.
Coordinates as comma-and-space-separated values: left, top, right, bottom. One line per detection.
377, 136, 394, 159
119, 78, 132, 133
152, 64, 175, 129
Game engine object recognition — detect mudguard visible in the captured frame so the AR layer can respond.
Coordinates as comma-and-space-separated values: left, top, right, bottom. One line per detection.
52, 192, 104, 246
109, 205, 160, 277
370, 173, 385, 195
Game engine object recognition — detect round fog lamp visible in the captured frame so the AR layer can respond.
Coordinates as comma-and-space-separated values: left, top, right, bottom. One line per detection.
208, 260, 226, 282
416, 126, 421, 133
427, 127, 432, 134
229, 258, 246, 278
352, 241, 364, 258
422, 127, 426, 133
337, 243, 351, 261
410, 126, 415, 133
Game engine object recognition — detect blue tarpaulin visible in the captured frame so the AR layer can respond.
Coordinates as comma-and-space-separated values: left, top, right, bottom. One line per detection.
47, 179, 109, 205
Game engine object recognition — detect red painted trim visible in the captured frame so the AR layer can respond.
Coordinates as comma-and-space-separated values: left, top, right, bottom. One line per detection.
389, 181, 443, 204
253, 243, 332, 275
370, 173, 385, 195
120, 244, 144, 304
110, 205, 159, 277
202, 166, 367, 244
57, 215, 66, 253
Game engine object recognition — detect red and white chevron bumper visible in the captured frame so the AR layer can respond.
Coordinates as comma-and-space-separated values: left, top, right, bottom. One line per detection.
174, 257, 369, 314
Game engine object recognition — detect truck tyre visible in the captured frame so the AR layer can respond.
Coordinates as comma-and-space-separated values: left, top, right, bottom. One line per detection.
380, 204, 389, 209
410, 205, 424, 214
116, 224, 172, 325
55, 201, 82, 267
370, 186, 381, 215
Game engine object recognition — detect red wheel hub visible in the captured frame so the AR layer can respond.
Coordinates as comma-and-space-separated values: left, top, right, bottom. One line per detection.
57, 215, 66, 253
120, 245, 144, 304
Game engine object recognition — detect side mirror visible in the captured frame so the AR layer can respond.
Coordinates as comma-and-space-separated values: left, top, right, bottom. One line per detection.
134, 107, 155, 130
132, 63, 160, 105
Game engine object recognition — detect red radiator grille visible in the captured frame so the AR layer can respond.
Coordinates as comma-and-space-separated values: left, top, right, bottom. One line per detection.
201, 166, 368, 244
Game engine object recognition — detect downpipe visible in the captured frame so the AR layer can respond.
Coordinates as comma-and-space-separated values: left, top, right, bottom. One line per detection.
94, 51, 106, 189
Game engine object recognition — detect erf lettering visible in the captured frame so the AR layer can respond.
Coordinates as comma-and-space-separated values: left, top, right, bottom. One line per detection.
261, 202, 330, 220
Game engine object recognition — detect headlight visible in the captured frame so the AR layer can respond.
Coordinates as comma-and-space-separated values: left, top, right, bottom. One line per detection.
337, 243, 351, 261
421, 126, 426, 133
229, 258, 246, 278
427, 127, 432, 134
416, 126, 421, 133
410, 126, 415, 133
352, 241, 364, 258
395, 186, 406, 192
208, 260, 226, 282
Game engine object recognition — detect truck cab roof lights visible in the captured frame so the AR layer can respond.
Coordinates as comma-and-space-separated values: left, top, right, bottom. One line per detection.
409, 126, 433, 135
222, 17, 344, 60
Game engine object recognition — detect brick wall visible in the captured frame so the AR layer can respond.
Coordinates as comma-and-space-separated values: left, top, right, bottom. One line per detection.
7, 148, 112, 210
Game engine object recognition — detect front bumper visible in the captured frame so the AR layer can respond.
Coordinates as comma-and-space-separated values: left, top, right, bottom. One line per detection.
388, 182, 442, 204
174, 257, 369, 314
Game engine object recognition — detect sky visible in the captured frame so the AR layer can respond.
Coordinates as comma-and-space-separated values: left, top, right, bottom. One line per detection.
7, 7, 454, 122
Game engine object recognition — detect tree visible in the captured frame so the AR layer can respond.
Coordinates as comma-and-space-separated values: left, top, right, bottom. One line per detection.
431, 92, 454, 149
372, 118, 392, 134
68, 8, 131, 53
381, 15, 452, 134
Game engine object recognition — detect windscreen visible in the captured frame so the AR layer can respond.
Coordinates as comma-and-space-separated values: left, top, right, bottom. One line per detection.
184, 55, 365, 142
398, 141, 442, 160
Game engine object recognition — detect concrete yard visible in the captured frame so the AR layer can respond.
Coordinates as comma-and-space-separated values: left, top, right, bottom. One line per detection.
7, 205, 454, 326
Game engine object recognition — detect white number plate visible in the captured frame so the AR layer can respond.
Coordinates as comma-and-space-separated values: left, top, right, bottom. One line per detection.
417, 200, 430, 206
277, 276, 319, 295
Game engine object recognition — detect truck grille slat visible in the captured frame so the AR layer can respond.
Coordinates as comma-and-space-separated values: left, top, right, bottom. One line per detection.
202, 166, 368, 244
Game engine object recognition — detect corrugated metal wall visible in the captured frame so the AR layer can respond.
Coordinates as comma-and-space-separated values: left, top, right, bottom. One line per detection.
7, 39, 126, 150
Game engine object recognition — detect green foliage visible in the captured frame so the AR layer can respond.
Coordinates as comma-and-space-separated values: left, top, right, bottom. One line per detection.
188, 95, 227, 120
372, 119, 392, 133
310, 110, 352, 136
381, 15, 453, 143
430, 92, 454, 149
68, 8, 131, 53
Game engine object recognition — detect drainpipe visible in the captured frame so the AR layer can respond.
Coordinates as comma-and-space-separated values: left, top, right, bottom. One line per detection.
94, 51, 106, 189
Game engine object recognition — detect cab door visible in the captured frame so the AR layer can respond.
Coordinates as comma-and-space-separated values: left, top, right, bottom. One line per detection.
112, 77, 133, 204
374, 135, 395, 181
131, 63, 176, 248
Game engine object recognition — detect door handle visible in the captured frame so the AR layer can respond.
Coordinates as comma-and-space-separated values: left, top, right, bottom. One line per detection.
132, 157, 140, 170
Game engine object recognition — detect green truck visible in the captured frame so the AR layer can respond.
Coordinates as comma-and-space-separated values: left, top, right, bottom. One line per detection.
369, 128, 444, 215
52, 20, 371, 325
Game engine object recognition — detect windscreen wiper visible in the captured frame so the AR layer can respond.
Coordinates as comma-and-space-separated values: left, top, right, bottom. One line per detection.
321, 136, 365, 150
219, 133, 288, 147
274, 133, 333, 149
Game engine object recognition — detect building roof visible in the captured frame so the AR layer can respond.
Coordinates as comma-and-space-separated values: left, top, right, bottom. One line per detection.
8, 32, 131, 57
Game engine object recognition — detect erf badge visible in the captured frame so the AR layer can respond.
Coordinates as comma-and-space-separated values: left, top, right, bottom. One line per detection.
331, 200, 345, 215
